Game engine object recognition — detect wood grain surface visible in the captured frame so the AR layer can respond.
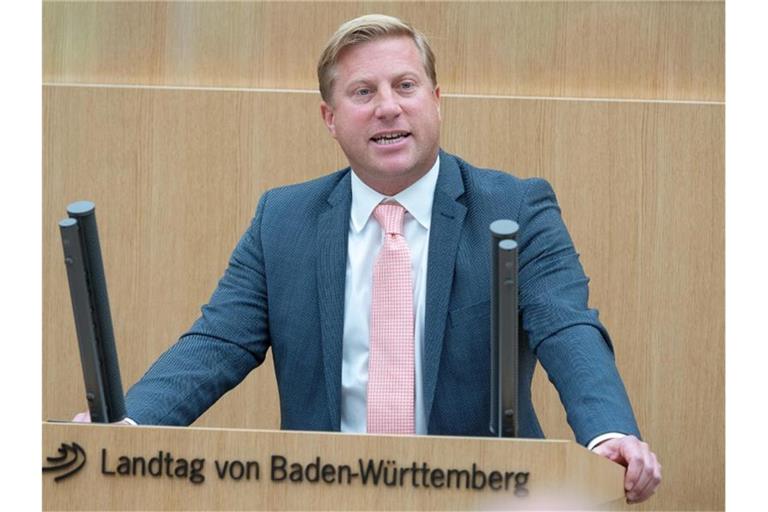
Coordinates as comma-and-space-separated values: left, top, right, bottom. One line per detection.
42, 422, 625, 510
43, 1, 724, 101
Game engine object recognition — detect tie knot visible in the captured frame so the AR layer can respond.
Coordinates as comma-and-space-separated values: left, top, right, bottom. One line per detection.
373, 203, 406, 236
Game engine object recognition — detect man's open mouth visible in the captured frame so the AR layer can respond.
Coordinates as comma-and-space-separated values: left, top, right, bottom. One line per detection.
371, 132, 411, 145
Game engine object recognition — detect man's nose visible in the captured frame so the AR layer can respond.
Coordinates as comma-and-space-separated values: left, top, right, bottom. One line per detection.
374, 87, 402, 119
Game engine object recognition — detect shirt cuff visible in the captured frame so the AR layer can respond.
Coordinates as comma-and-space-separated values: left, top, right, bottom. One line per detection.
121, 417, 138, 426
587, 432, 626, 451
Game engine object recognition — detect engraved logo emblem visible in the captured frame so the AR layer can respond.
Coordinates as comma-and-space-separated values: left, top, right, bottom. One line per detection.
43, 442, 86, 482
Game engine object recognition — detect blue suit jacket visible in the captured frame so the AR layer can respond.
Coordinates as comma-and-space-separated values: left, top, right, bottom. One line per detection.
125, 151, 640, 446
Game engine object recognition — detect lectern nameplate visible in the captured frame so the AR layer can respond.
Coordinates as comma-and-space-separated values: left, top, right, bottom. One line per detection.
43, 422, 624, 510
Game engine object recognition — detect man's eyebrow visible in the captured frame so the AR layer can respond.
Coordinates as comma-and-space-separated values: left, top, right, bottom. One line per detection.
345, 70, 421, 84
393, 72, 423, 83
343, 77, 375, 89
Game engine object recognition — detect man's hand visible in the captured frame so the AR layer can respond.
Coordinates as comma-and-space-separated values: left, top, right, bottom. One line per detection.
72, 411, 133, 425
592, 435, 661, 504
72, 411, 91, 422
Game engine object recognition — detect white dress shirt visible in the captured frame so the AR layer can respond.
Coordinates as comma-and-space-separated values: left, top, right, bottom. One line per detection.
340, 156, 440, 434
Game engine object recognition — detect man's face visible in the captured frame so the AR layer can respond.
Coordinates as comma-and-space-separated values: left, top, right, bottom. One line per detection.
320, 36, 441, 196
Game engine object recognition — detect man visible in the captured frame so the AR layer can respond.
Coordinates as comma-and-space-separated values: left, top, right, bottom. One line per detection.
76, 14, 661, 503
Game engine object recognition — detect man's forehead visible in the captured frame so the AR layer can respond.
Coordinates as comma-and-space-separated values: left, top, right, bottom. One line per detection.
335, 37, 424, 77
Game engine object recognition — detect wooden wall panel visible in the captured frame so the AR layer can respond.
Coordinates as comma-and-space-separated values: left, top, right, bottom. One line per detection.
43, 1, 724, 101
43, 85, 723, 510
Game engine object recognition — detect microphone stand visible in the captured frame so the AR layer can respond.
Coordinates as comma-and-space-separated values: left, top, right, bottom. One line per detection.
489, 220, 519, 438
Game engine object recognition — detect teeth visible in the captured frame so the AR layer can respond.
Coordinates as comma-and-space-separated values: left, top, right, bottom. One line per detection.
373, 133, 408, 144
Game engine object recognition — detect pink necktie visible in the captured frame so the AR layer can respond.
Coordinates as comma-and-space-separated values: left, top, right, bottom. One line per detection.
367, 203, 415, 434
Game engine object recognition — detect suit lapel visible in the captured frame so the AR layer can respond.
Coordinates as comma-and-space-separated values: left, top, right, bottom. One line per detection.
316, 171, 352, 430
423, 153, 466, 426
315, 157, 466, 431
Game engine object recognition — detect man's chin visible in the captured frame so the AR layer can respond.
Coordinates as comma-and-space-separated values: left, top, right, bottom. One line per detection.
374, 152, 431, 175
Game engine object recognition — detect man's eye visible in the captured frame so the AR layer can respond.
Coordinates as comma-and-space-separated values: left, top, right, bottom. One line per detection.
400, 82, 415, 90
356, 88, 371, 96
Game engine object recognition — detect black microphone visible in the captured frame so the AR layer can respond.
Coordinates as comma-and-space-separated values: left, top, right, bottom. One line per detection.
60, 201, 126, 423
489, 220, 519, 438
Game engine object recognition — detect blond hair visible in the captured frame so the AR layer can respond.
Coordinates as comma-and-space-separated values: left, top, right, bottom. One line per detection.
317, 14, 437, 103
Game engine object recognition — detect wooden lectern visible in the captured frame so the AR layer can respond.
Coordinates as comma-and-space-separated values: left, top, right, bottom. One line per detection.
42, 422, 625, 510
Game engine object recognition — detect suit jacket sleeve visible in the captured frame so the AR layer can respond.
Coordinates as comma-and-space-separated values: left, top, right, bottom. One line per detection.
517, 178, 641, 445
124, 192, 273, 425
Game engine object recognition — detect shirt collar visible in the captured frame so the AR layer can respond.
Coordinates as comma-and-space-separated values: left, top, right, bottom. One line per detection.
350, 154, 440, 233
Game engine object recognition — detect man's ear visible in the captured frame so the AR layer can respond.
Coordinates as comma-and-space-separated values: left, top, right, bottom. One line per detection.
433, 85, 441, 119
320, 101, 337, 138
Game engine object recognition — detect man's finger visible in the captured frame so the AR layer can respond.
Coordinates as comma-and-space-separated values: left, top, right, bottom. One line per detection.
627, 449, 654, 502
72, 411, 91, 423
622, 440, 646, 492
653, 452, 662, 483
632, 452, 663, 503
627, 448, 662, 503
